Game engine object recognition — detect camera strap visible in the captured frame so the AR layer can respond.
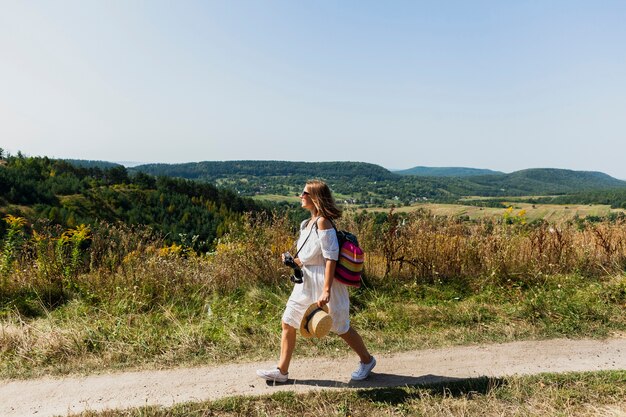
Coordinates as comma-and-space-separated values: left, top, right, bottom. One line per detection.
293, 216, 320, 258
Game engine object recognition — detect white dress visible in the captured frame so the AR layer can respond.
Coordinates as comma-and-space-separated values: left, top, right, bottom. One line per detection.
282, 219, 351, 335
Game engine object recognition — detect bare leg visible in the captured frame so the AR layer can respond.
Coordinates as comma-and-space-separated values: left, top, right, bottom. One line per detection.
339, 326, 373, 364
277, 321, 297, 374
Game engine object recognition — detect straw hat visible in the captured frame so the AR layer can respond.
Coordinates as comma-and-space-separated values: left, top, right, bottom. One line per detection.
300, 303, 333, 338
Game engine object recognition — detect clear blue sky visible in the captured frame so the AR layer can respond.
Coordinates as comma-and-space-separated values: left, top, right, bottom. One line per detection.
2, 1, 626, 177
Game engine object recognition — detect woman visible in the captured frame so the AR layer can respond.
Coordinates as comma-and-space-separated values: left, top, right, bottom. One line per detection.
256, 180, 376, 383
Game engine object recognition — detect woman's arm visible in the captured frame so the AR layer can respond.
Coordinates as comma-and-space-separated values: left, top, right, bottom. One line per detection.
317, 217, 337, 307
318, 258, 336, 307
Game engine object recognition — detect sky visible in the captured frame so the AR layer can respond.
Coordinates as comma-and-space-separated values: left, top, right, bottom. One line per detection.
1, 1, 626, 177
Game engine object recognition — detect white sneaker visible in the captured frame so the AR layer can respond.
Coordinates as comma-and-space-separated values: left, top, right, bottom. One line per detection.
351, 356, 376, 380
256, 367, 289, 383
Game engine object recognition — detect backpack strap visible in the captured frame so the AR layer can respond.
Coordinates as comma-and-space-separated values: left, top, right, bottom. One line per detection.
313, 217, 338, 233
310, 216, 325, 236
312, 217, 341, 240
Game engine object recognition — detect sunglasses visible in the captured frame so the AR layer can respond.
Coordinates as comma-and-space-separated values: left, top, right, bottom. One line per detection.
298, 191, 310, 197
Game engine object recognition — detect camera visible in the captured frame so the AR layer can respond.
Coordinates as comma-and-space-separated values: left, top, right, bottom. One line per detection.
283, 252, 303, 284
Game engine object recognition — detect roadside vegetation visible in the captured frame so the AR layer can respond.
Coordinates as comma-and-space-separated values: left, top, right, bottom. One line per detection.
74, 370, 626, 417
1, 209, 625, 379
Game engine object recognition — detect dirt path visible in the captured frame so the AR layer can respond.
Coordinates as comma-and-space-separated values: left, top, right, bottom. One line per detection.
1, 338, 625, 417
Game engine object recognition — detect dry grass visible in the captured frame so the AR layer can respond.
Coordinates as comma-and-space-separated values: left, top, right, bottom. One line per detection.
4, 209, 626, 298
341, 209, 626, 283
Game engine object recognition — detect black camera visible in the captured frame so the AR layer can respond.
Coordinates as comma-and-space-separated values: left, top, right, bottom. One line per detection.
283, 252, 303, 284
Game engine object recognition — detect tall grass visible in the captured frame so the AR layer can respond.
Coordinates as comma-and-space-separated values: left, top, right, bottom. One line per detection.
343, 209, 626, 285
2, 210, 626, 312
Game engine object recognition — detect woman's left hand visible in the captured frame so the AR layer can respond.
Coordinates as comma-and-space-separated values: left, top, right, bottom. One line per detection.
317, 290, 330, 308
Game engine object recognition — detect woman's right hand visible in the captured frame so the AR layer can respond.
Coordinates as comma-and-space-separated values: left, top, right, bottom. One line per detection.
281, 253, 302, 267
317, 290, 330, 308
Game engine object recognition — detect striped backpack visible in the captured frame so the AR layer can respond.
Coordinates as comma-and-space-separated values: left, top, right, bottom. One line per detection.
333, 226, 365, 288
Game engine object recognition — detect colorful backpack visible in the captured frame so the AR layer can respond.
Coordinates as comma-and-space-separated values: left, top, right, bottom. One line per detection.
333, 227, 365, 288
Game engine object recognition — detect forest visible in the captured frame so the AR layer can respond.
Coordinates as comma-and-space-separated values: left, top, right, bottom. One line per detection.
0, 155, 263, 252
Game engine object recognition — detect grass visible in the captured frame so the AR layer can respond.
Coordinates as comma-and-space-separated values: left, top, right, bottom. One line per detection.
1, 274, 625, 380
72, 370, 626, 416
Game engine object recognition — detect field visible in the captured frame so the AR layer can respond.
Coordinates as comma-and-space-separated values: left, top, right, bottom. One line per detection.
251, 193, 626, 223
365, 201, 625, 222
251, 194, 300, 203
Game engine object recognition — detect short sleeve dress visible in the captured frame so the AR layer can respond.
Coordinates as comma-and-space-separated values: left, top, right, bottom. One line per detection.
281, 218, 351, 335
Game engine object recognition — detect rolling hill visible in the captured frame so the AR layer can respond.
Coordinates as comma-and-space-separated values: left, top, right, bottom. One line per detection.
468, 169, 626, 195
130, 161, 626, 199
394, 166, 503, 177
6, 155, 626, 213
132, 160, 398, 181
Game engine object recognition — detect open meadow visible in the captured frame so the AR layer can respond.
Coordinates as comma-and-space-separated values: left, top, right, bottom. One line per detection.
365, 201, 626, 223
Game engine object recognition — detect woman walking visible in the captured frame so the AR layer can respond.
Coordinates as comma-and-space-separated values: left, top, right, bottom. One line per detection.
256, 180, 375, 382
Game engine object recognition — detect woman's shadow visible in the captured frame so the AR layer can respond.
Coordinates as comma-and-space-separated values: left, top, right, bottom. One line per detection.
269, 373, 504, 401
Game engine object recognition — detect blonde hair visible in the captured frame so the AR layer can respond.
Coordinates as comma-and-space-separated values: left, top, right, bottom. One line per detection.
306, 180, 342, 220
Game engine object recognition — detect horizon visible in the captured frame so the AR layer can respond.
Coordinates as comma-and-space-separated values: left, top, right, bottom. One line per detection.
3, 149, 624, 180
2, 2, 626, 178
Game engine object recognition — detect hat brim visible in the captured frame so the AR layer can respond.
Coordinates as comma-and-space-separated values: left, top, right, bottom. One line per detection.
300, 303, 332, 338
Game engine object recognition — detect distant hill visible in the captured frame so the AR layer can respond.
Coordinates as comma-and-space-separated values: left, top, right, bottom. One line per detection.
131, 161, 402, 200
131, 160, 464, 203
85, 160, 625, 196
132, 160, 397, 181
394, 166, 503, 177
130, 161, 626, 204
46, 160, 626, 199
64, 159, 123, 169
468, 169, 626, 195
